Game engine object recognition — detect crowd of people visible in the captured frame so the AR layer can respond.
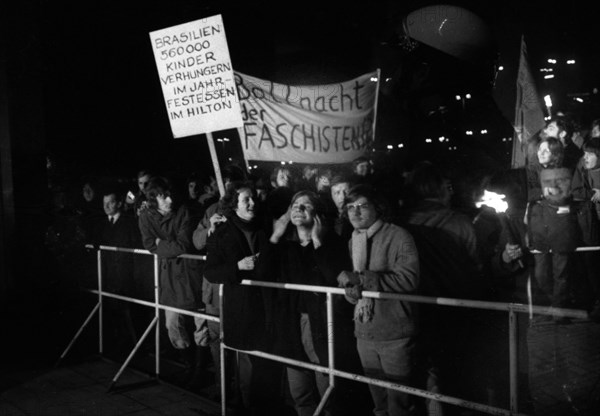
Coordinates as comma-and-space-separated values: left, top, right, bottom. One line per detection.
42, 114, 600, 415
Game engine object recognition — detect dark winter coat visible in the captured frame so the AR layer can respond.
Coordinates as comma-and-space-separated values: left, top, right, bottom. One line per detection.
405, 200, 484, 300
256, 230, 354, 367
204, 215, 270, 351
527, 199, 581, 253
138, 205, 202, 309
91, 213, 141, 295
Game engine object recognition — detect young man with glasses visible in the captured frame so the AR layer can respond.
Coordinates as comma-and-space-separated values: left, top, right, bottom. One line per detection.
337, 184, 420, 416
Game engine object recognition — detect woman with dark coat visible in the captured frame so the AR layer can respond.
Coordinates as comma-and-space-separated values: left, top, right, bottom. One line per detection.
256, 190, 359, 416
204, 181, 282, 414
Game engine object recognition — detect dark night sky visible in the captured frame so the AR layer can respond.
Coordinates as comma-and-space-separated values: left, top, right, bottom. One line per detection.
24, 0, 600, 182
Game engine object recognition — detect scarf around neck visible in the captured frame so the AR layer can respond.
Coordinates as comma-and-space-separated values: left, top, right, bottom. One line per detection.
230, 214, 259, 254
351, 219, 383, 323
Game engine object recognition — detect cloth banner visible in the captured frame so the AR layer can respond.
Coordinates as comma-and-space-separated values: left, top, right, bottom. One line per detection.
511, 36, 546, 168
235, 71, 379, 164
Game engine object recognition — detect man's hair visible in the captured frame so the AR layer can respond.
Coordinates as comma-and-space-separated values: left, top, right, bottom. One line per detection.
302, 165, 316, 175
352, 156, 370, 170
137, 169, 153, 179
345, 184, 389, 218
290, 190, 323, 215
317, 169, 333, 181
270, 166, 295, 185
145, 176, 172, 210
405, 161, 449, 201
102, 187, 124, 203
186, 171, 202, 186
330, 173, 352, 188
222, 164, 245, 183
551, 116, 574, 142
82, 176, 99, 190
583, 137, 600, 158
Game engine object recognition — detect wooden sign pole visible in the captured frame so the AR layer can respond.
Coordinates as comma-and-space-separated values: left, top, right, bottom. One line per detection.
207, 132, 225, 198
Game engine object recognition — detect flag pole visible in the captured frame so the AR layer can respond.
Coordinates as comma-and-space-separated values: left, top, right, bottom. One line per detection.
371, 68, 381, 148
237, 126, 252, 173
511, 36, 527, 169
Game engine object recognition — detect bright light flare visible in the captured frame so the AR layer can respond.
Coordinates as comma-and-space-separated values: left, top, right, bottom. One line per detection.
475, 190, 508, 213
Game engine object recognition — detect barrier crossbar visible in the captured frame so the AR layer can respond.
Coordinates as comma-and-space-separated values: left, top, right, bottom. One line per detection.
58, 244, 593, 416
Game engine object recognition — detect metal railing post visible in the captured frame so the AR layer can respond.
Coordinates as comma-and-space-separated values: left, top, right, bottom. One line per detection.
315, 292, 335, 415
154, 254, 160, 378
509, 308, 518, 413
55, 302, 101, 367
219, 284, 226, 416
97, 249, 103, 354
108, 316, 158, 392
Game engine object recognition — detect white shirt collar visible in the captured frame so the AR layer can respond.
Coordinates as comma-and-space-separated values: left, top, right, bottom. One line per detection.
108, 212, 121, 223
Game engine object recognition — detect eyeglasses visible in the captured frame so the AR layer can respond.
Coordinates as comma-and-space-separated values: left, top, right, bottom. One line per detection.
346, 202, 370, 213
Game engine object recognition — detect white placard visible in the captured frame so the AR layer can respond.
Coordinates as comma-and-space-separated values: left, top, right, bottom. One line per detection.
150, 15, 243, 138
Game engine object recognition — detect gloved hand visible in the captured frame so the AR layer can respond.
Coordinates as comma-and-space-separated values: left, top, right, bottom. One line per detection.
344, 285, 362, 304
337, 271, 361, 287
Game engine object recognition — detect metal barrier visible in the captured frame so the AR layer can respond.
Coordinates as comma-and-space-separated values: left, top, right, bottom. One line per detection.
58, 244, 593, 416
56, 246, 215, 390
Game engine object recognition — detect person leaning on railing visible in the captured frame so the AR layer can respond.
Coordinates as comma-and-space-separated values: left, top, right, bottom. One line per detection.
337, 184, 420, 416
527, 167, 580, 323
571, 137, 600, 321
137, 176, 207, 387
256, 190, 358, 416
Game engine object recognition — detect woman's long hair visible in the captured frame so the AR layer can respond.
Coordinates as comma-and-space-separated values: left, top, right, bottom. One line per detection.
539, 136, 564, 168
285, 190, 324, 242
220, 180, 255, 218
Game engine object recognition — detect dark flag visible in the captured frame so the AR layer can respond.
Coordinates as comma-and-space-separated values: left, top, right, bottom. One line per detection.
511, 36, 546, 168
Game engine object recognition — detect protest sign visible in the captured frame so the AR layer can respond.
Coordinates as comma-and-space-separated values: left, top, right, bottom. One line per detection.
235, 71, 379, 164
150, 15, 242, 138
